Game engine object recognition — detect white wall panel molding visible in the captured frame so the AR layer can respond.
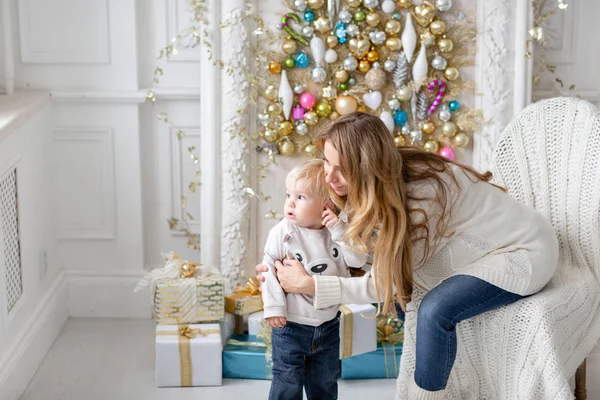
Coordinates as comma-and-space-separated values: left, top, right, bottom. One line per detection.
52, 127, 116, 240
18, 0, 110, 64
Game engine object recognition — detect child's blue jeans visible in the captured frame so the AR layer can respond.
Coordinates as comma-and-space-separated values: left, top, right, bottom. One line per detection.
269, 314, 340, 400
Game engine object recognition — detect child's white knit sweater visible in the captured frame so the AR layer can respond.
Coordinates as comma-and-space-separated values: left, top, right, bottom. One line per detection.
261, 218, 367, 326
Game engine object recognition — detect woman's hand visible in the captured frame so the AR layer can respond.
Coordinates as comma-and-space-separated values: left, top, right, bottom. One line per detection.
265, 316, 287, 328
276, 258, 315, 295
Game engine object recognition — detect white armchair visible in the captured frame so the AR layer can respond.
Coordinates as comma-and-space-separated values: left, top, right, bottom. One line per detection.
397, 97, 600, 399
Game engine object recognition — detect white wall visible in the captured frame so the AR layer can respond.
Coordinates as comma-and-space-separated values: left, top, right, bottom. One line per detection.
0, 1, 5, 91
0, 99, 68, 400
534, 0, 600, 107
0, 0, 597, 397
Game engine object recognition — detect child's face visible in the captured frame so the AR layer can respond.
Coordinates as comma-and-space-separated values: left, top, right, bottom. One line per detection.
284, 181, 325, 229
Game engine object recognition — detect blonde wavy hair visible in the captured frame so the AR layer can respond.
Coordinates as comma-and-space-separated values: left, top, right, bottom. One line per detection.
315, 112, 501, 314
286, 159, 331, 206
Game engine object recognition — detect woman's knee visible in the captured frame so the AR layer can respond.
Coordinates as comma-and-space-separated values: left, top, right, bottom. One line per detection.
417, 295, 453, 330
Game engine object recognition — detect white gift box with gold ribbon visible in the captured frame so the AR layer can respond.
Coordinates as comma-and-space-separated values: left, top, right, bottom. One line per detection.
155, 323, 222, 387
339, 304, 377, 359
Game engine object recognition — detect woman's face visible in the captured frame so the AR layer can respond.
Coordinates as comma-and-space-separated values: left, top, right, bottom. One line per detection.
323, 140, 348, 197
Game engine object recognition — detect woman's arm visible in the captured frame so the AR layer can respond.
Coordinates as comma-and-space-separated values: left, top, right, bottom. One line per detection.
255, 259, 386, 308
313, 270, 382, 309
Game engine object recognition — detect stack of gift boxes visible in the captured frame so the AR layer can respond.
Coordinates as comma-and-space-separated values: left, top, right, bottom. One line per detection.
136, 252, 405, 387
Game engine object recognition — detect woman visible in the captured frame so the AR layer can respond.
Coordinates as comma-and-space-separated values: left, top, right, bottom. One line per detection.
255, 112, 558, 399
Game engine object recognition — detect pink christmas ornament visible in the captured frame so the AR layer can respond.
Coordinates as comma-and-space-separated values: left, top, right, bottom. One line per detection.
293, 106, 305, 120
299, 92, 316, 109
439, 146, 455, 160
427, 79, 446, 115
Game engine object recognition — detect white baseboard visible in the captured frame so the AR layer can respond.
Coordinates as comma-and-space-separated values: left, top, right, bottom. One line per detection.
0, 271, 69, 400
66, 270, 152, 319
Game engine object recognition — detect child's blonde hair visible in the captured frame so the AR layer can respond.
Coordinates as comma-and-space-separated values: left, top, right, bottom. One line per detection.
286, 159, 330, 205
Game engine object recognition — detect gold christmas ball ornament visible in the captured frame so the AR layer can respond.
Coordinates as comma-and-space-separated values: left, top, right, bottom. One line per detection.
422, 121, 435, 134
346, 0, 361, 7
330, 111, 340, 120
366, 12, 381, 27
358, 59, 371, 73
444, 66, 460, 81
438, 38, 454, 53
263, 129, 279, 143
383, 325, 394, 336
267, 102, 282, 116
279, 139, 296, 155
385, 19, 402, 35
326, 35, 339, 48
180, 262, 196, 278
442, 121, 458, 137
303, 143, 316, 157
357, 105, 367, 112
268, 61, 282, 74
278, 121, 294, 136
430, 20, 447, 35
366, 50, 380, 63
385, 37, 403, 52
397, 0, 412, 7
453, 132, 469, 148
396, 85, 412, 101
335, 94, 359, 115
316, 101, 333, 117
305, 111, 319, 126
282, 40, 297, 55
335, 69, 350, 83
365, 68, 387, 91
307, 0, 325, 9
424, 139, 440, 153
394, 135, 406, 147
263, 85, 278, 101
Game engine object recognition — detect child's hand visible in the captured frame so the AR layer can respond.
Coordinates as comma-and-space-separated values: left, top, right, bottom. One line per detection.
266, 316, 287, 328
322, 206, 339, 228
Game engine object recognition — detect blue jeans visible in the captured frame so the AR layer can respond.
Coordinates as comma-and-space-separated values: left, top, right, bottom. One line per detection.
269, 315, 340, 400
394, 275, 523, 391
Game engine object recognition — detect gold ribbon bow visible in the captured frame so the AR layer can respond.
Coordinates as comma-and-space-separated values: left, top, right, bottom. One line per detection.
234, 277, 261, 296
156, 324, 220, 386
376, 316, 404, 344
176, 325, 220, 339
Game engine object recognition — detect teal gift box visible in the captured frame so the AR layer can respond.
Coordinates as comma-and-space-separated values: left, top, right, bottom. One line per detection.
222, 334, 273, 380
341, 342, 402, 379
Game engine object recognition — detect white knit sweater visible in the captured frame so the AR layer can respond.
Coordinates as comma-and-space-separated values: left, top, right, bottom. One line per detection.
315, 98, 600, 399
313, 164, 559, 310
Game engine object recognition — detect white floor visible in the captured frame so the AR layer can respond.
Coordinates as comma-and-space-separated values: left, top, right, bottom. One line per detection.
22, 318, 397, 400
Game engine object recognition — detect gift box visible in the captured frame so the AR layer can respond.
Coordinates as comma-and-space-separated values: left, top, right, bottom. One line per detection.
222, 334, 273, 380
341, 342, 402, 380
217, 312, 235, 344
135, 252, 224, 325
154, 276, 224, 324
155, 323, 223, 387
339, 304, 377, 359
224, 277, 263, 316
248, 311, 264, 336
